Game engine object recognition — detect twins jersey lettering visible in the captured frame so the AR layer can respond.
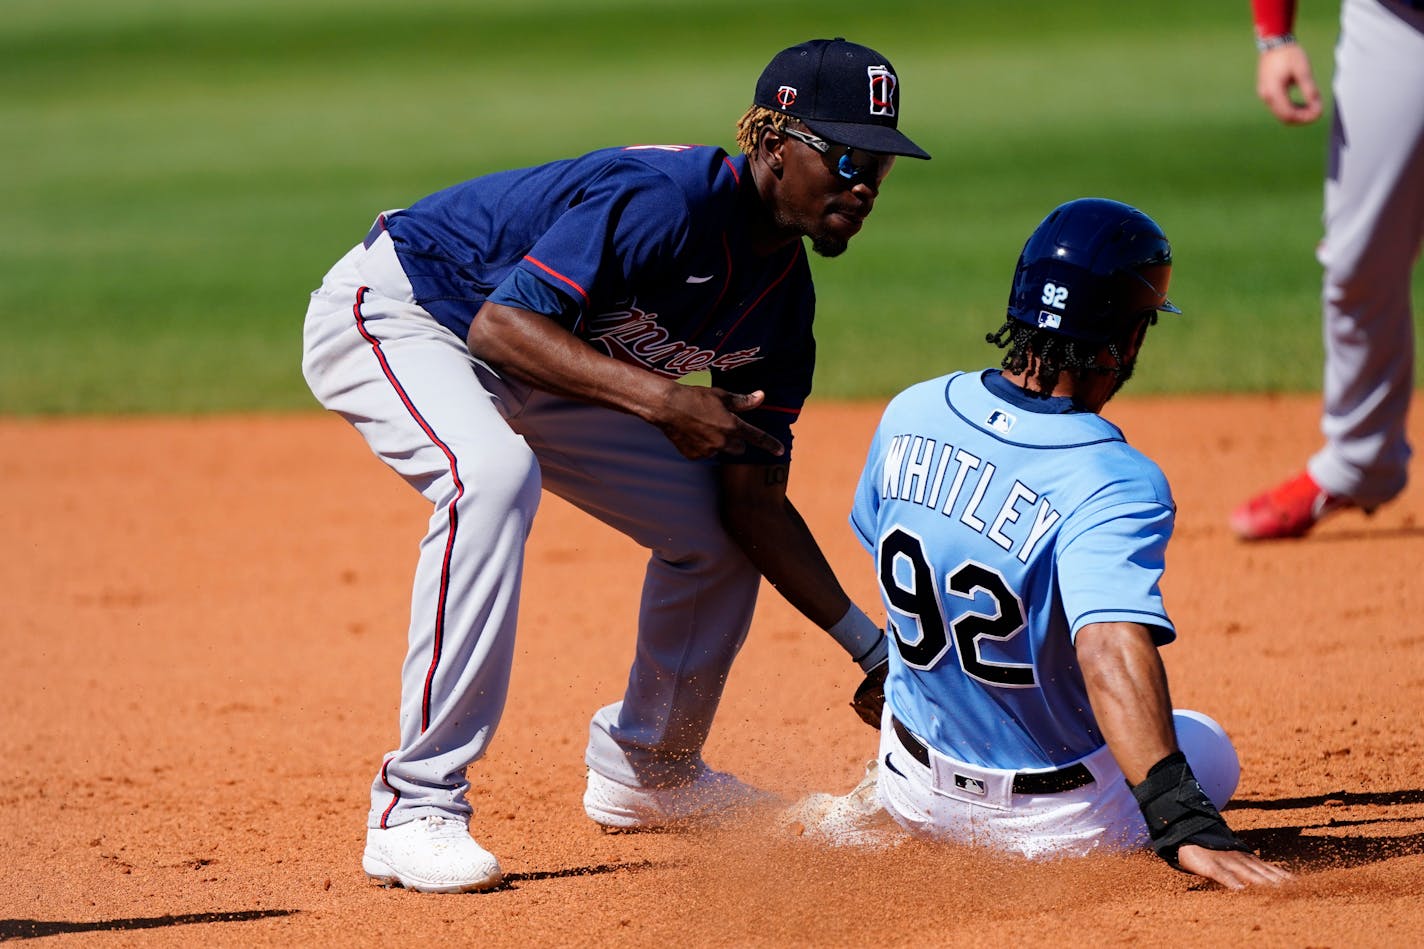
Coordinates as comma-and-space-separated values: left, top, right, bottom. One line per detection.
850, 370, 1178, 770
588, 305, 764, 377
382, 146, 816, 461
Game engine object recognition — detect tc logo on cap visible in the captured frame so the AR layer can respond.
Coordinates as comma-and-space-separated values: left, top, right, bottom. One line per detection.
776, 85, 798, 108
867, 65, 896, 117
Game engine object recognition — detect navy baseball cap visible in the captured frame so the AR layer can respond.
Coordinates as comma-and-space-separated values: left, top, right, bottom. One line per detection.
755, 37, 930, 160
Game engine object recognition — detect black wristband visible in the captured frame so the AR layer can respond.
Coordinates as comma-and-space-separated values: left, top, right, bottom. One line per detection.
1130, 751, 1251, 871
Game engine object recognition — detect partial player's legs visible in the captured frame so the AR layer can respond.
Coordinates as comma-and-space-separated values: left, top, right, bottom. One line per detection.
873, 718, 1142, 857
1312, 0, 1424, 507
844, 708, 1239, 857
506, 392, 776, 827
1232, 0, 1424, 540
302, 232, 540, 890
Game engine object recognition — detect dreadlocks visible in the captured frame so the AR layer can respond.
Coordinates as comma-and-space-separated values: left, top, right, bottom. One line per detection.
986, 314, 1158, 394
735, 105, 793, 156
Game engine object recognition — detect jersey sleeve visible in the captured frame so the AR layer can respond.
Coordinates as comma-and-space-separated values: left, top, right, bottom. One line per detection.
1251, 0, 1296, 39
489, 268, 582, 323
486, 164, 689, 326
1056, 498, 1177, 646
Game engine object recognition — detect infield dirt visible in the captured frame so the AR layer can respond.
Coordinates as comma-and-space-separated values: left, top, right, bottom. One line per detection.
3, 395, 1422, 947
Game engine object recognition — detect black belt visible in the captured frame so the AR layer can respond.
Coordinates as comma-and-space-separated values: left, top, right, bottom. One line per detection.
362, 213, 389, 249
891, 716, 1095, 795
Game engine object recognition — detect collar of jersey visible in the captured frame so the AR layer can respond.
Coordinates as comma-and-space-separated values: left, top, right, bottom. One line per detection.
981, 369, 1082, 414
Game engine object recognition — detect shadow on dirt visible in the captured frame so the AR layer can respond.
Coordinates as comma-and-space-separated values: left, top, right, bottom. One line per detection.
0, 909, 296, 942
503, 859, 657, 883
0, 862, 658, 936
1231, 788, 1424, 810
1229, 788, 1424, 871
479, 858, 660, 892
1309, 524, 1424, 542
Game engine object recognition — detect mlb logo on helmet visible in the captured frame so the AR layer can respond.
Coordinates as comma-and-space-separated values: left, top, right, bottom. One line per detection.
1037, 310, 1062, 330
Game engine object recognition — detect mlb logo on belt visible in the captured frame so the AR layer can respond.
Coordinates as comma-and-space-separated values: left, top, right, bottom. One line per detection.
1037, 309, 1062, 330
954, 773, 987, 796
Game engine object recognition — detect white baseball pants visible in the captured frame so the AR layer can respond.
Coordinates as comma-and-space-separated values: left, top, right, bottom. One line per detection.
873, 709, 1238, 859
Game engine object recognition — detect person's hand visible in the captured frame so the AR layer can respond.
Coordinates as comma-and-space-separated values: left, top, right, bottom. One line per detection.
1176, 844, 1293, 890
849, 657, 888, 728
1256, 43, 1322, 124
652, 385, 784, 460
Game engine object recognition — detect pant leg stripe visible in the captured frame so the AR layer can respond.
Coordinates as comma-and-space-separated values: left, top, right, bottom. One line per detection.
377, 757, 400, 829
351, 286, 464, 736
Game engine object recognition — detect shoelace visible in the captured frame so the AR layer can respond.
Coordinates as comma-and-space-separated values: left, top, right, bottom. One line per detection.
415, 815, 464, 835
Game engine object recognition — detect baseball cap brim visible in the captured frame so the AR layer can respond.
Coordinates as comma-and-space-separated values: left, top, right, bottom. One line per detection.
800, 118, 931, 160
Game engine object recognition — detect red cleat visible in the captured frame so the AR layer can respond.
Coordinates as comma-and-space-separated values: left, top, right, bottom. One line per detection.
1229, 470, 1362, 540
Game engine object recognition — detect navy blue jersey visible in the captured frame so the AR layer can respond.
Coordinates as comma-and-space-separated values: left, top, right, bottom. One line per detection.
851, 370, 1177, 769
382, 145, 816, 461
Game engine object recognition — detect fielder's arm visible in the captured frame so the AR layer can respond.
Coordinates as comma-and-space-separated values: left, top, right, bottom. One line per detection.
467, 302, 783, 461
719, 462, 853, 630
719, 464, 886, 683
1076, 622, 1292, 890
718, 464, 891, 718
1251, 0, 1322, 124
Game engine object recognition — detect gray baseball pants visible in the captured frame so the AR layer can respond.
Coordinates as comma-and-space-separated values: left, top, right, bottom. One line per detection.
1309, 0, 1424, 505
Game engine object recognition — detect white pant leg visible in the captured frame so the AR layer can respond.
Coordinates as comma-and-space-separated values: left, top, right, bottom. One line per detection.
302, 234, 542, 828
1310, 0, 1424, 504
873, 713, 1144, 858
872, 708, 1242, 858
502, 391, 762, 788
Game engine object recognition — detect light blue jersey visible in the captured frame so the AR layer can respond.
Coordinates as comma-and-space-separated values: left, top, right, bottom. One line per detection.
851, 370, 1177, 770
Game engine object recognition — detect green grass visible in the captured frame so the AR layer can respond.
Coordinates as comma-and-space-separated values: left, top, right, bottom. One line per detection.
3, 0, 1415, 413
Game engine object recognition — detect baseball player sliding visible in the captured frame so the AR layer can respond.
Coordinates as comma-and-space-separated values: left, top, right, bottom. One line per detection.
301, 38, 929, 892
797, 199, 1291, 890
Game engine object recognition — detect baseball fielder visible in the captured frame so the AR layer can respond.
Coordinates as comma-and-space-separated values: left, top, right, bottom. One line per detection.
301, 38, 929, 893
807, 199, 1290, 890
1232, 0, 1424, 539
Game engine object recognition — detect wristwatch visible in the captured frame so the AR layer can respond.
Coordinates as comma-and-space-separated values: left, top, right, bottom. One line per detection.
1255, 32, 1297, 52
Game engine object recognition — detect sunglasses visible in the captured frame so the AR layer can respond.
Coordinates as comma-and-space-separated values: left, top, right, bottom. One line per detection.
780, 126, 892, 187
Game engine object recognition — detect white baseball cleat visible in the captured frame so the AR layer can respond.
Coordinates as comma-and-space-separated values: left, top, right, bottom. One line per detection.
583, 763, 782, 831
782, 759, 901, 848
362, 815, 504, 893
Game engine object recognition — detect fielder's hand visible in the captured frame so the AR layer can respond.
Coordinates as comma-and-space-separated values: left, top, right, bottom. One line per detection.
1256, 43, 1322, 125
654, 386, 784, 460
850, 658, 888, 728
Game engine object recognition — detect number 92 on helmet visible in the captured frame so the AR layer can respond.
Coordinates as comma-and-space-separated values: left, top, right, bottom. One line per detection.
1007, 197, 1182, 344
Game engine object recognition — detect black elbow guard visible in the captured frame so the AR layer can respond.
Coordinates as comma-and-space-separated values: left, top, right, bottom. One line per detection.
1130, 751, 1252, 871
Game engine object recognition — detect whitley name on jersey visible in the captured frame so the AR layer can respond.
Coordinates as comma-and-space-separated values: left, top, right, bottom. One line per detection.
878, 432, 1062, 564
